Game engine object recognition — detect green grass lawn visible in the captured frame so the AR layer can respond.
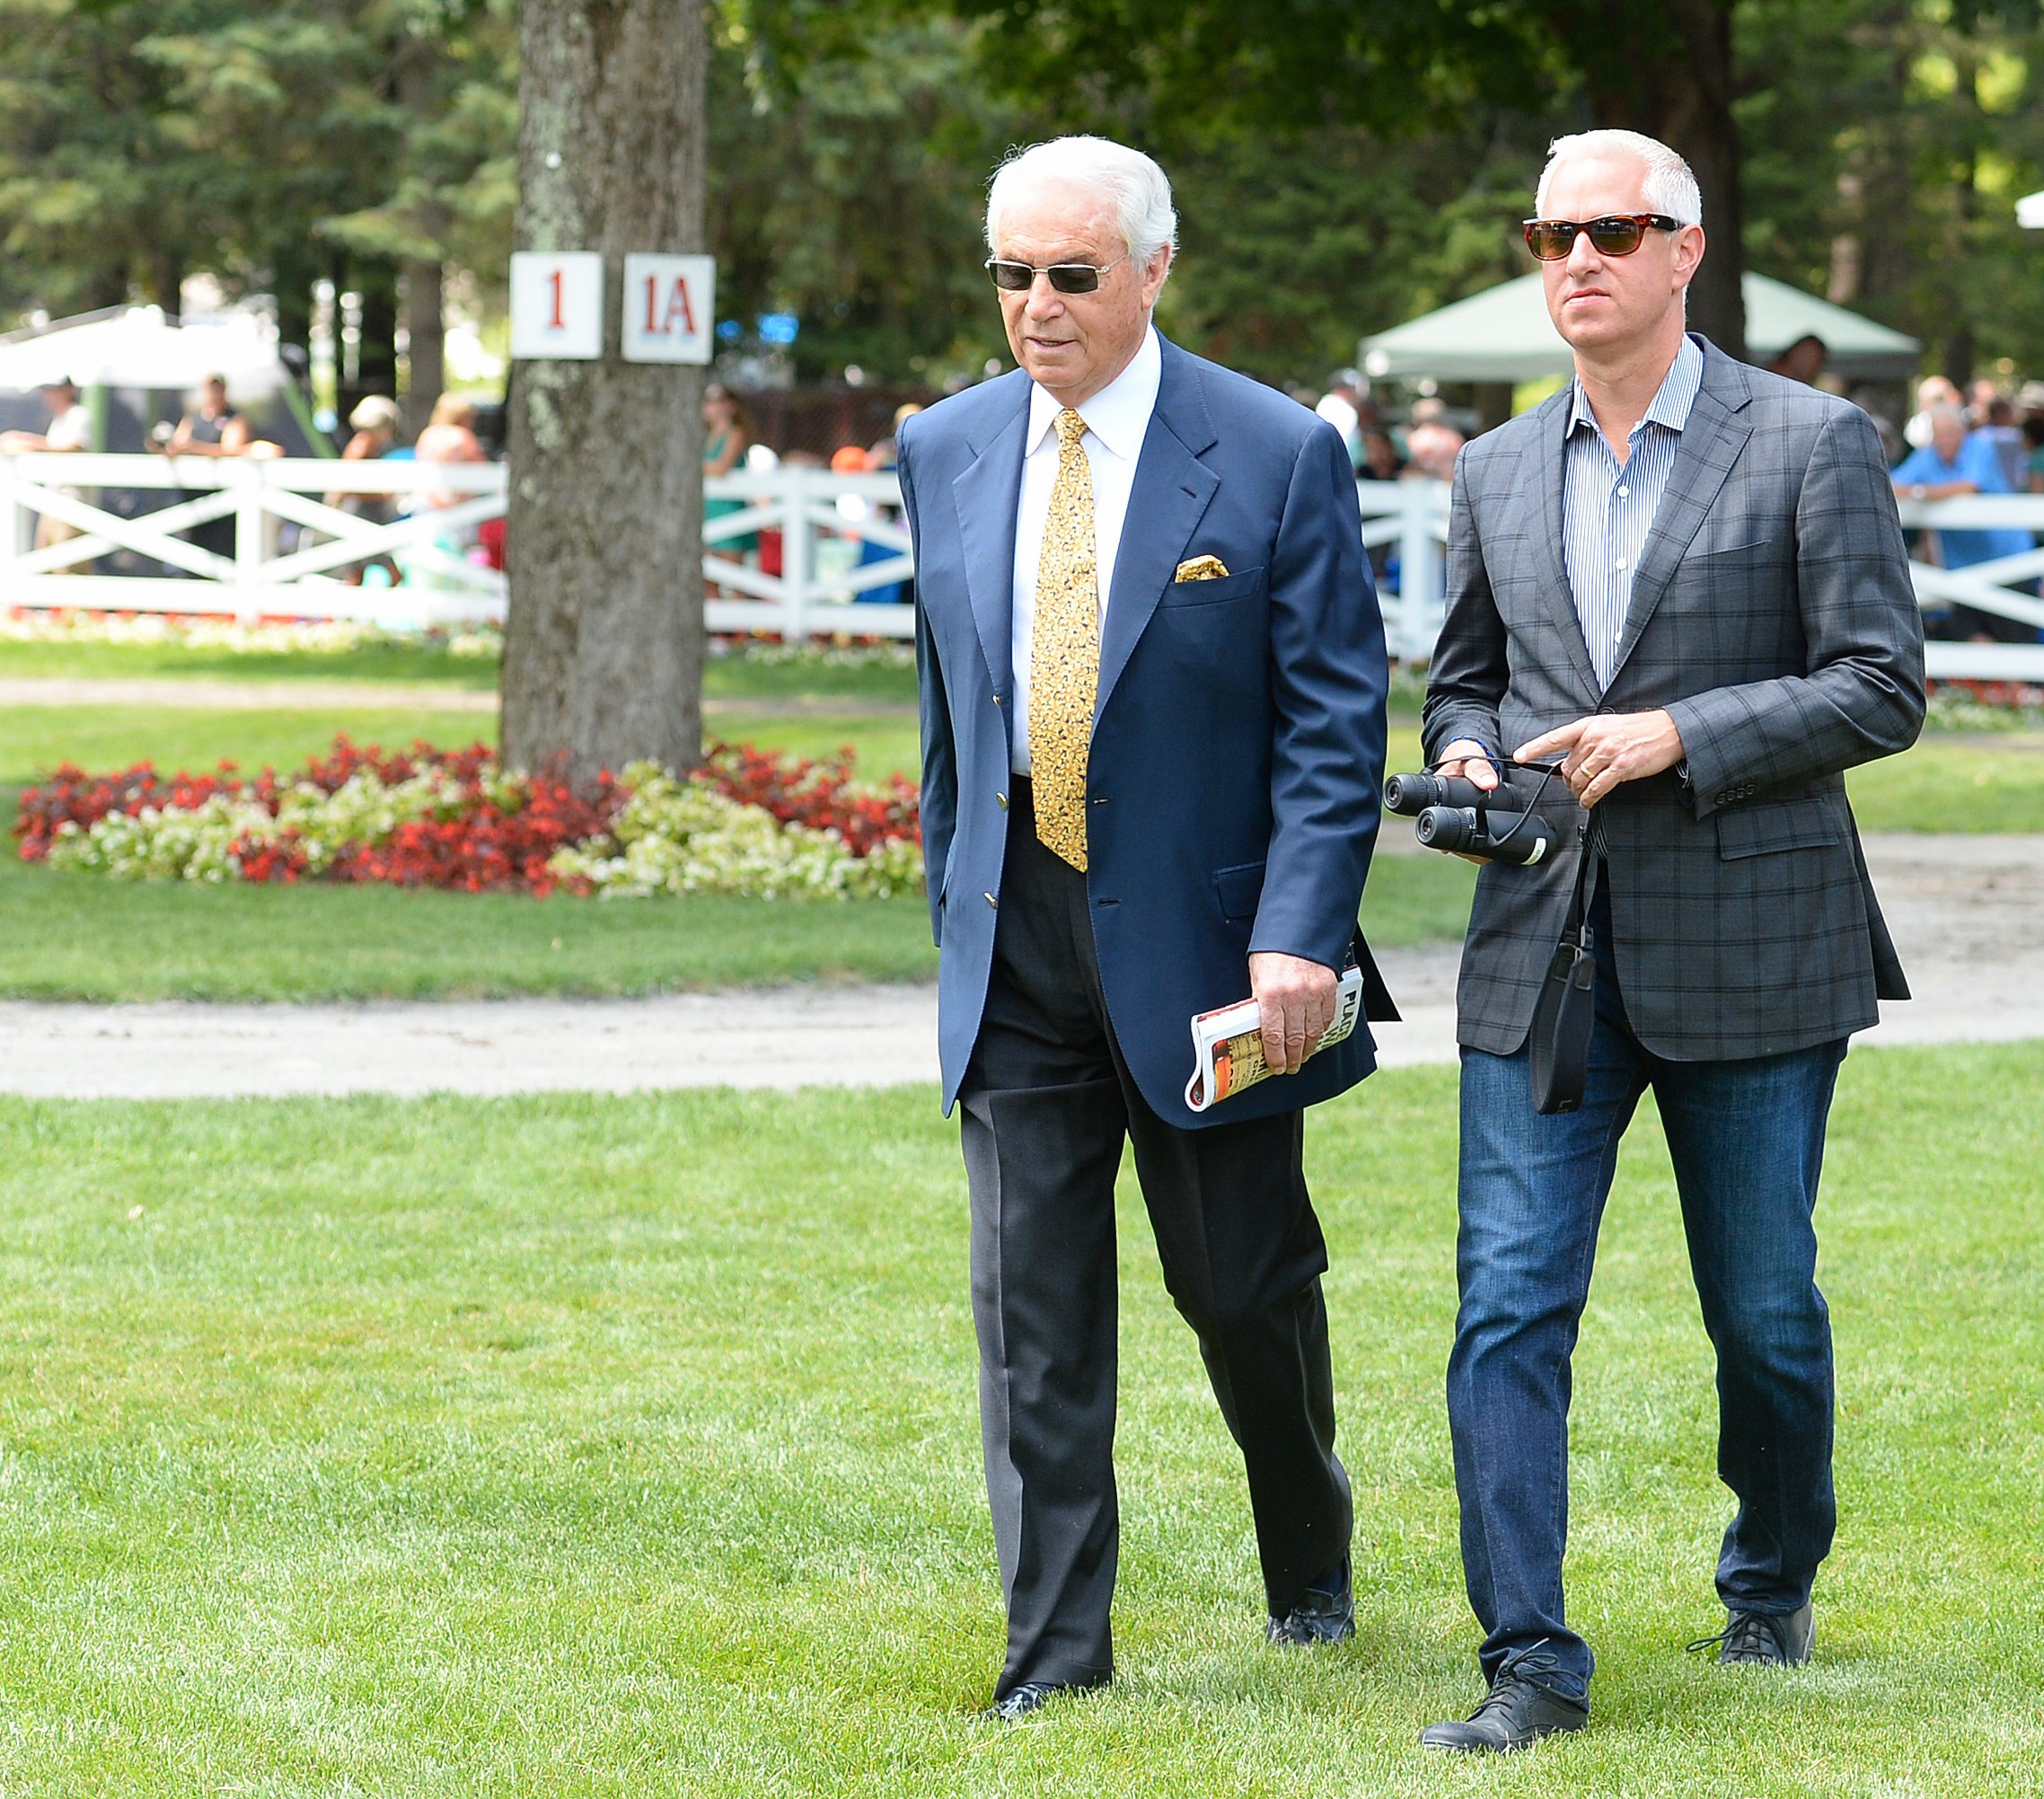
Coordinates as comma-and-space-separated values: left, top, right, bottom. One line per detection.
0, 632, 501, 688
0, 815, 1469, 1001
0, 842, 941, 999
0, 706, 501, 789
0, 1041, 2034, 1794
0, 701, 922, 788
0, 634, 923, 706
1845, 733, 2044, 832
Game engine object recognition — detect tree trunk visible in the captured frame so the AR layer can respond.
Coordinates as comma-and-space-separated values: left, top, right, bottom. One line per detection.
402, 258, 445, 439
152, 249, 186, 317
503, 0, 706, 783
273, 254, 316, 369
396, 42, 448, 441
357, 262, 401, 410
1577, 0, 1747, 360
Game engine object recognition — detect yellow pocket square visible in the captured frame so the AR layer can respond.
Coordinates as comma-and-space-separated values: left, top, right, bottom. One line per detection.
1174, 555, 1230, 583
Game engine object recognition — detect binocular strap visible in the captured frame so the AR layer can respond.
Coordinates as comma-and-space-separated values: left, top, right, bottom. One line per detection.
1529, 829, 1599, 1116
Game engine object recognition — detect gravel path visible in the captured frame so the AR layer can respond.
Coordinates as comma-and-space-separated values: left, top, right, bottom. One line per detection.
0, 834, 2035, 1100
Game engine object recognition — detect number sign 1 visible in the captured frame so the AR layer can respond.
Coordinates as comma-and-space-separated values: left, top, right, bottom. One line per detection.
621, 255, 716, 366
509, 252, 604, 361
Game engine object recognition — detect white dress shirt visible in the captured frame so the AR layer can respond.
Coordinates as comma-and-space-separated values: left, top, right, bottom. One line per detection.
1009, 324, 1162, 774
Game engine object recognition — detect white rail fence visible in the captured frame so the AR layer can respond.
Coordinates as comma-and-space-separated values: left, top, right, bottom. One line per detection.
1, 454, 2038, 680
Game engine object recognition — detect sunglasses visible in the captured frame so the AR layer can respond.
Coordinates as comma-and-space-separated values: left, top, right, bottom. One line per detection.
1521, 214, 1683, 260
986, 254, 1130, 295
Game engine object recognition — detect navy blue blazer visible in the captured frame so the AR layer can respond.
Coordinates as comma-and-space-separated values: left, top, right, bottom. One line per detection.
898, 334, 1391, 1131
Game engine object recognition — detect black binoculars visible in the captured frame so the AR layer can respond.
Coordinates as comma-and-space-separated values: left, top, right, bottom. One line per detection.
1383, 767, 1559, 867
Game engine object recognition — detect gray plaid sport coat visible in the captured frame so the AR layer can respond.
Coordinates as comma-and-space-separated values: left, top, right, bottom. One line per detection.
1423, 340, 1925, 1061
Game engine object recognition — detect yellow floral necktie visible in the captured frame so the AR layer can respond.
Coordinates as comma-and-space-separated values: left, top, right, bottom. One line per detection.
1029, 408, 1099, 871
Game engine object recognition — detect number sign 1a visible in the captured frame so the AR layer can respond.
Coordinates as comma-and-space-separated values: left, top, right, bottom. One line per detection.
621, 255, 716, 365
509, 251, 604, 361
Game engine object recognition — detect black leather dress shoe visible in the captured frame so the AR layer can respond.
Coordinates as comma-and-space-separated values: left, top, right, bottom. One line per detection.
1265, 1557, 1355, 1646
1687, 1601, 1814, 1666
978, 1680, 1101, 1723
1421, 1648, 1590, 1753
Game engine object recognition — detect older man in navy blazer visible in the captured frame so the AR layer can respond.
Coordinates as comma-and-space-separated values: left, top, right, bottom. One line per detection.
897, 135, 1391, 1719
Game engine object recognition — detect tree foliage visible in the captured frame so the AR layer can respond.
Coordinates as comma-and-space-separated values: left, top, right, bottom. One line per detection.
4, 0, 2044, 390
0, 1, 515, 350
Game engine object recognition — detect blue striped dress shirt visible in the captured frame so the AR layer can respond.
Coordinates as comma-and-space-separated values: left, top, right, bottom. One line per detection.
1562, 332, 1705, 690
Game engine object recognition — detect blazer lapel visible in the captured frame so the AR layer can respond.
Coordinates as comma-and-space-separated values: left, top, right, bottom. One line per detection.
1094, 340, 1220, 722
1530, 388, 1601, 700
949, 382, 1030, 699
1606, 346, 1754, 687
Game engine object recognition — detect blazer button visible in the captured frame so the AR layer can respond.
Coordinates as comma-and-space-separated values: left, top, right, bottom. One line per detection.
991, 693, 1003, 708
984, 891, 998, 910
997, 792, 1009, 811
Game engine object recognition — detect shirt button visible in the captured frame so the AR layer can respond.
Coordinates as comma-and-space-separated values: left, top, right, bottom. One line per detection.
1617, 485, 1629, 498
1615, 558, 1628, 571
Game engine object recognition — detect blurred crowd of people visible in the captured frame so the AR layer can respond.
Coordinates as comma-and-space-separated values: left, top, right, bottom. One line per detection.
0, 373, 503, 586
1304, 357, 2044, 644
1310, 370, 1468, 485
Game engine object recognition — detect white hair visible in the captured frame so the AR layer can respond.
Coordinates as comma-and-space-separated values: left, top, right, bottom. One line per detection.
1537, 129, 1703, 225
985, 136, 1178, 271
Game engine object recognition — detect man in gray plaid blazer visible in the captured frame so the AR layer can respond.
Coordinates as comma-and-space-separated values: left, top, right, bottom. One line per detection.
1416, 129, 1925, 1753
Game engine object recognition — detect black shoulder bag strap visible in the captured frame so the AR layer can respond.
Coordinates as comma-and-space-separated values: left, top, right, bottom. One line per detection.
1529, 826, 1599, 1116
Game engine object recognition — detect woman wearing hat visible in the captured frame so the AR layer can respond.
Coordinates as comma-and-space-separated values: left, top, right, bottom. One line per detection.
327, 395, 401, 585
1, 378, 93, 566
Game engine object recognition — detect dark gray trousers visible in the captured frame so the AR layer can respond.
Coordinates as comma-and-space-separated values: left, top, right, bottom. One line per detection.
960, 782, 1351, 1699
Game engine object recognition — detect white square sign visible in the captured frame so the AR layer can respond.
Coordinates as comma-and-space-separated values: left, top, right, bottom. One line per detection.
622, 254, 716, 365
510, 251, 604, 361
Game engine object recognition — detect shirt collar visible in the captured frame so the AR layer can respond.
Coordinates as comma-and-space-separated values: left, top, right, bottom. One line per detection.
1026, 324, 1162, 461
1568, 331, 1705, 442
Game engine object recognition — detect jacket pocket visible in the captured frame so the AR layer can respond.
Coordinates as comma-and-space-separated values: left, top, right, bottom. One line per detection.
1212, 859, 1266, 920
1715, 795, 1844, 860
1159, 566, 1268, 608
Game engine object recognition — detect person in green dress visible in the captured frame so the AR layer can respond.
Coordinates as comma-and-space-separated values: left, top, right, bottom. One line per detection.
703, 382, 757, 560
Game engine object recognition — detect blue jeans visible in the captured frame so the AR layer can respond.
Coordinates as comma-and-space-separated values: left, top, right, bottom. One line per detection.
1448, 882, 1846, 1701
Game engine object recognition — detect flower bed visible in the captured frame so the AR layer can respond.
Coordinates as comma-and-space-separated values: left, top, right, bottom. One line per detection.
1923, 677, 2044, 732
15, 736, 922, 900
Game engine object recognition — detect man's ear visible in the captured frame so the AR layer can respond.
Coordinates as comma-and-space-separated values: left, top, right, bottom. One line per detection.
1141, 246, 1173, 304
1674, 224, 1707, 289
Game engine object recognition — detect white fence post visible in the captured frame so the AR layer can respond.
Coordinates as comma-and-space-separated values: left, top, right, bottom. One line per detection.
0, 459, 22, 561
781, 463, 809, 642
234, 462, 265, 625
1396, 481, 1443, 661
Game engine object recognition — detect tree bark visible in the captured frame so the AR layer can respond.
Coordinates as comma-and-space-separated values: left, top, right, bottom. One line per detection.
1575, 0, 1747, 360
503, 0, 707, 784
402, 258, 445, 438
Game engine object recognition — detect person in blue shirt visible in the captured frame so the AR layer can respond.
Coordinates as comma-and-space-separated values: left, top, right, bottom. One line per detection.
1892, 404, 2039, 641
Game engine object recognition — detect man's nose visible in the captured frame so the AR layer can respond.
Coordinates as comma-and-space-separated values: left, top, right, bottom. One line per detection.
1566, 228, 1604, 275
1025, 273, 1066, 313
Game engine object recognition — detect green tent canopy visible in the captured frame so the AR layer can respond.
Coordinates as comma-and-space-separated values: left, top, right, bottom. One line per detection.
1360, 272, 1921, 384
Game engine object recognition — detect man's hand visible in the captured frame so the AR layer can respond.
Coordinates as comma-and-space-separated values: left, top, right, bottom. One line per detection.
1515, 710, 1685, 807
1248, 951, 1337, 1077
1434, 736, 1501, 793
1430, 737, 1499, 862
